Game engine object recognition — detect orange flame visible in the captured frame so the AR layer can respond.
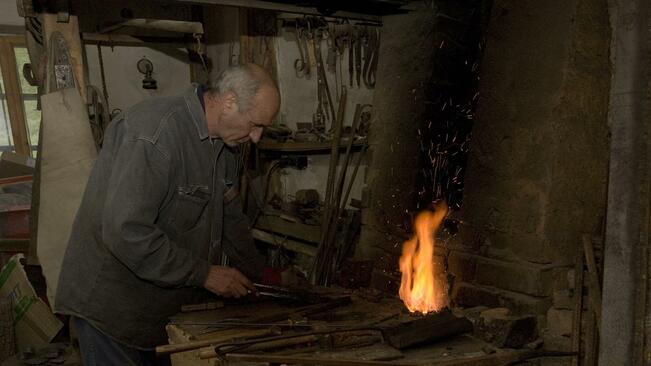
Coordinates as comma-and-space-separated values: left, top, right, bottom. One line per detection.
399, 202, 449, 314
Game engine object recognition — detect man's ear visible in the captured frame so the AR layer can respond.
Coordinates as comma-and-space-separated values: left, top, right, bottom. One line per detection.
222, 91, 238, 113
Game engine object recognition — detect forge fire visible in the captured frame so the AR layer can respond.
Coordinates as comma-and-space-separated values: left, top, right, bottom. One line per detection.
398, 202, 449, 314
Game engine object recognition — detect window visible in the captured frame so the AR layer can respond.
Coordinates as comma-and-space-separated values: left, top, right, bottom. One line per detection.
14, 46, 40, 154
0, 65, 15, 151
0, 36, 36, 157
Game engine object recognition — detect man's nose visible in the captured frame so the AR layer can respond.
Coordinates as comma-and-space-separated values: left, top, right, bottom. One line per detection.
250, 128, 264, 144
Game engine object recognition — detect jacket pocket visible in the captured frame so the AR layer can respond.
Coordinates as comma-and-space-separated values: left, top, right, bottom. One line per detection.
170, 185, 209, 233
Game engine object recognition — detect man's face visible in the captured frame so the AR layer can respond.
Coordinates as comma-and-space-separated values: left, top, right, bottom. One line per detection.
217, 87, 278, 147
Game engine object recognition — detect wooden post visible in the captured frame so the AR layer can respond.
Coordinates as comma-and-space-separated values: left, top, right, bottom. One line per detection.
571, 245, 585, 366
0, 38, 30, 156
41, 14, 86, 101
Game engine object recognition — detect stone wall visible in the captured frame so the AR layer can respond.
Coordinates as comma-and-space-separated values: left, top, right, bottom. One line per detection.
357, 1, 437, 260
450, 0, 611, 351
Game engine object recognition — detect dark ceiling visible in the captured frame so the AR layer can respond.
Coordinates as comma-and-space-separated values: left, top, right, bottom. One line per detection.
261, 0, 413, 16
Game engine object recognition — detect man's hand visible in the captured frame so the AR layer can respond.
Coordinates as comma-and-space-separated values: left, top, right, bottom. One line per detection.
203, 265, 256, 298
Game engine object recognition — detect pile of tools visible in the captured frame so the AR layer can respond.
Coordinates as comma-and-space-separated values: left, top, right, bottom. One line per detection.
156, 285, 565, 366
157, 285, 488, 366
310, 101, 372, 286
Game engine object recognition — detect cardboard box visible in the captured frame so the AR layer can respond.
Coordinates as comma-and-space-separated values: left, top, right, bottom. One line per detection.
0, 254, 62, 350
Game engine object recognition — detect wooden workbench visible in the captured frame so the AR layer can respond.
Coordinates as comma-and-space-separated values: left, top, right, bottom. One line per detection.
163, 289, 509, 366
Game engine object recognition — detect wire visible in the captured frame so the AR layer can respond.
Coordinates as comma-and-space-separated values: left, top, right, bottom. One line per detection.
97, 45, 109, 112
243, 161, 292, 259
193, 33, 209, 76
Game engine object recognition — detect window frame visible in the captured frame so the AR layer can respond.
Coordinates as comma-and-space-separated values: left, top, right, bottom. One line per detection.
0, 35, 31, 156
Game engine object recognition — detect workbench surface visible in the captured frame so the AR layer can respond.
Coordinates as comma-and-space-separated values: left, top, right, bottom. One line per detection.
164, 289, 502, 366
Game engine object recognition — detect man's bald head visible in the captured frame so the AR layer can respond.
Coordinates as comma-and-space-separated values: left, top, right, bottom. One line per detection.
208, 63, 279, 114
204, 64, 280, 146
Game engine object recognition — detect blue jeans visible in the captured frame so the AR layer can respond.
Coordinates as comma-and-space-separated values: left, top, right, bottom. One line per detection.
73, 317, 170, 366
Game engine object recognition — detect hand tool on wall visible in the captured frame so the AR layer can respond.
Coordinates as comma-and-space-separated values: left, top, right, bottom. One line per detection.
335, 30, 348, 101
311, 89, 347, 285
315, 28, 336, 131
293, 25, 309, 78
354, 27, 362, 88
362, 28, 379, 88
348, 25, 354, 87
315, 100, 362, 286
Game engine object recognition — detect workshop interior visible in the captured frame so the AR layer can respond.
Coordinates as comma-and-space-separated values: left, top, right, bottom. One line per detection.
0, 0, 648, 365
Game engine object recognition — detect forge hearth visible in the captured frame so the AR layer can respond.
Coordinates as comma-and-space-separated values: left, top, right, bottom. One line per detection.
378, 309, 473, 349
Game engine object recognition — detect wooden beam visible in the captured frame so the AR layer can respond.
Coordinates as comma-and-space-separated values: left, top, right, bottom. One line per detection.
3, 35, 26, 46
99, 19, 204, 35
225, 349, 546, 366
571, 244, 584, 366
81, 33, 189, 48
583, 235, 602, 324
0, 38, 30, 155
0, 25, 25, 35
0, 239, 30, 252
42, 14, 86, 101
177, 0, 382, 23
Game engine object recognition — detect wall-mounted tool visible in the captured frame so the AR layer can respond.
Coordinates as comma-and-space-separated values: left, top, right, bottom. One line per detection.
136, 57, 157, 90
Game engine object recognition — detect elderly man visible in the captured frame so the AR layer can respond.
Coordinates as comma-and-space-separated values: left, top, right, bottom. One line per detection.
55, 64, 280, 365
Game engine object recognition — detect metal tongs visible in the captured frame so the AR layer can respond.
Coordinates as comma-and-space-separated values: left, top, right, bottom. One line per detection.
253, 283, 305, 302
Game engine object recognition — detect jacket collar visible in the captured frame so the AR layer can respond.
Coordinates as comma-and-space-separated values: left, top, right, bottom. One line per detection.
183, 83, 210, 141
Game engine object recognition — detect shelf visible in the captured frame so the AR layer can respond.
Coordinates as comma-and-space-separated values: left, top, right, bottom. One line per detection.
255, 215, 321, 244
252, 229, 317, 257
0, 238, 29, 252
257, 138, 367, 153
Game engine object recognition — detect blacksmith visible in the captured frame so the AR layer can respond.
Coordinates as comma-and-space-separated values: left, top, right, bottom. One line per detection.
55, 63, 280, 365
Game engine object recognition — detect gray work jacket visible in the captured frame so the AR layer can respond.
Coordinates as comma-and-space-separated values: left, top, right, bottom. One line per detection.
54, 85, 264, 349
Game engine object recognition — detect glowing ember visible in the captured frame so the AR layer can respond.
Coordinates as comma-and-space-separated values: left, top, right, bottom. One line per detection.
399, 202, 449, 314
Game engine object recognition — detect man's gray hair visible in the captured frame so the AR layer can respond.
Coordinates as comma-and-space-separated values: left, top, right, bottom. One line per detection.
208, 65, 261, 113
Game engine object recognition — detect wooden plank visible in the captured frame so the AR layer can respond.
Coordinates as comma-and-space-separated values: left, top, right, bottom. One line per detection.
0, 239, 30, 252
252, 228, 317, 256
571, 245, 584, 366
0, 25, 25, 35
4, 36, 26, 46
0, 38, 30, 156
38, 88, 97, 304
99, 19, 203, 34
291, 343, 403, 361
226, 349, 541, 366
584, 310, 598, 366
42, 14, 86, 102
583, 235, 602, 324
257, 138, 366, 153
82, 33, 188, 48
255, 215, 321, 243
